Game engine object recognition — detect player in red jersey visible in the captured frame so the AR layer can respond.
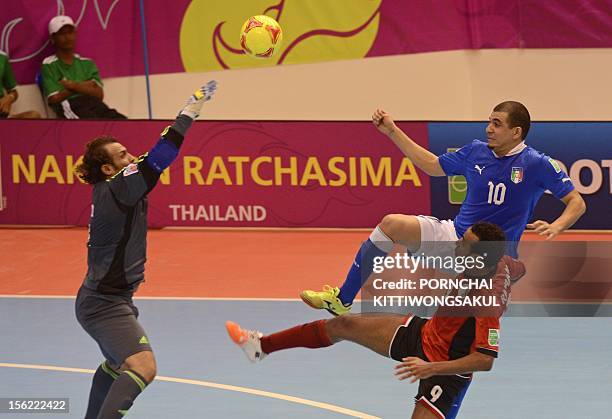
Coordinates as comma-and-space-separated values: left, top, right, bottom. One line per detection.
226, 221, 525, 419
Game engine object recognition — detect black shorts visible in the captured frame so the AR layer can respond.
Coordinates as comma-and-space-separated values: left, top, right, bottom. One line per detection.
390, 315, 471, 419
75, 286, 152, 368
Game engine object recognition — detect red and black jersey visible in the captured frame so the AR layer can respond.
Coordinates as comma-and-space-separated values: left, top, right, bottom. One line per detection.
421, 256, 525, 362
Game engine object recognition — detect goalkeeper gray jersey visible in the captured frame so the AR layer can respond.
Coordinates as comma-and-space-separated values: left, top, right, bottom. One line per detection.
82, 155, 159, 295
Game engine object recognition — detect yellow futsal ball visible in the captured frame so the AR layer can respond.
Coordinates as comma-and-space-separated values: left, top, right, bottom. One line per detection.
239, 15, 283, 58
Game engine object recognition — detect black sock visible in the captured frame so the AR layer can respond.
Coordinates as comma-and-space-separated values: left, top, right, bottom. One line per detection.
96, 370, 148, 419
85, 361, 118, 419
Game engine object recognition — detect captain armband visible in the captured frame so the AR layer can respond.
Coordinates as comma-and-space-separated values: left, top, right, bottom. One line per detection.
146, 126, 183, 173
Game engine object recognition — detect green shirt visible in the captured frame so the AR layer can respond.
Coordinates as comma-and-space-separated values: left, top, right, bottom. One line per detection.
0, 51, 17, 98
40, 54, 102, 99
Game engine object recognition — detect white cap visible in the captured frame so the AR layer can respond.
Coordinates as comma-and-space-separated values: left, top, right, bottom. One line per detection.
48, 15, 75, 35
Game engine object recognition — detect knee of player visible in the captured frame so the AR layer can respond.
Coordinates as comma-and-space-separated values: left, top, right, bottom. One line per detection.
124, 351, 157, 383
142, 357, 157, 382
379, 214, 404, 238
134, 367, 156, 385
326, 315, 358, 340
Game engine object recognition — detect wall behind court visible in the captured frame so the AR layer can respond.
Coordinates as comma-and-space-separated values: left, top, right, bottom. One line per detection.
4, 1, 612, 120
1, 119, 609, 229
0, 119, 430, 228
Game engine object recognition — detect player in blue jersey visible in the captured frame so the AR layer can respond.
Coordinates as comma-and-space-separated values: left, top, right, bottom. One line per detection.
301, 101, 586, 315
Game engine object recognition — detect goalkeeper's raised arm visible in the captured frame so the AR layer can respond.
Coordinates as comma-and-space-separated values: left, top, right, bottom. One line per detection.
146, 80, 218, 175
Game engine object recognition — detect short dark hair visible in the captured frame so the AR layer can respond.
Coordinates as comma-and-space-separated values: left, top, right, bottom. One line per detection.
493, 101, 531, 140
76, 136, 117, 184
470, 221, 507, 268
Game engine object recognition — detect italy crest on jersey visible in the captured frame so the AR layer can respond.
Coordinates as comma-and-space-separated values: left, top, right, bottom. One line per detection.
510, 167, 523, 184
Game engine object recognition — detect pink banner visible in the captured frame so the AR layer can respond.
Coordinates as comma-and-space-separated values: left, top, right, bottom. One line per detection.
0, 120, 430, 228
4, 0, 612, 83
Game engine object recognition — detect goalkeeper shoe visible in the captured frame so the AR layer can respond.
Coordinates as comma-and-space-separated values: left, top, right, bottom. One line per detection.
300, 285, 352, 316
226, 321, 266, 362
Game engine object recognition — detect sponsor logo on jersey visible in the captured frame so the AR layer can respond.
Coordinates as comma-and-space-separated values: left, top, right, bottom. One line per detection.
548, 158, 561, 173
510, 167, 523, 184
123, 163, 139, 177
488, 329, 499, 346
446, 148, 467, 204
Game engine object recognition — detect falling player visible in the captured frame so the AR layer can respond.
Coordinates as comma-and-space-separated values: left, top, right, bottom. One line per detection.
301, 101, 585, 315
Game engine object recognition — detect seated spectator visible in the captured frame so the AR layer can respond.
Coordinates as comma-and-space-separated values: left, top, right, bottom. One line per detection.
41, 15, 126, 119
0, 51, 41, 119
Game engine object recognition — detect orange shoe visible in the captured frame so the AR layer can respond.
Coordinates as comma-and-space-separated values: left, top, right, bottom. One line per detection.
225, 321, 266, 362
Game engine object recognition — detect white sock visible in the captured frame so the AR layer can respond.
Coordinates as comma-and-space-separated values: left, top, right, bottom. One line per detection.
369, 226, 394, 253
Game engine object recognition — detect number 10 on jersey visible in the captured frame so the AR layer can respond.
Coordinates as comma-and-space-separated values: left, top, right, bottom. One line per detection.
487, 182, 506, 205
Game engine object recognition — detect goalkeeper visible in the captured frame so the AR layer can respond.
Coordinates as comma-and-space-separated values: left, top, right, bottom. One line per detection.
74, 81, 217, 419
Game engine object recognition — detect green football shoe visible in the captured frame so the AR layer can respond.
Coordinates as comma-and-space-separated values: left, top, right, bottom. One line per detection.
300, 285, 352, 316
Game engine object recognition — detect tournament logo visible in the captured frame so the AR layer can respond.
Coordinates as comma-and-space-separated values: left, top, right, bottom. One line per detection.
488, 329, 499, 346
510, 167, 523, 184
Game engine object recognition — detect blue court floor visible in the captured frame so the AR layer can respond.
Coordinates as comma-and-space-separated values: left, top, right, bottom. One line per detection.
1, 298, 611, 418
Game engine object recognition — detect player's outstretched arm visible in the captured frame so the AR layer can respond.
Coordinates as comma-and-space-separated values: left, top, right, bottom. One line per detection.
526, 190, 586, 240
395, 352, 494, 383
372, 108, 445, 176
108, 81, 218, 206
146, 80, 218, 175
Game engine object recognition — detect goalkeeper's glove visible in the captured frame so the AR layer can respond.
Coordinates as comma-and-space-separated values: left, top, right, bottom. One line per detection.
179, 80, 218, 120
